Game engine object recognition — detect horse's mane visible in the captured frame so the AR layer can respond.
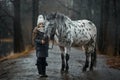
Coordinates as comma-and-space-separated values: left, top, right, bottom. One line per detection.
46, 12, 73, 35
55, 13, 72, 31
49, 13, 72, 30
55, 13, 71, 22
47, 12, 71, 22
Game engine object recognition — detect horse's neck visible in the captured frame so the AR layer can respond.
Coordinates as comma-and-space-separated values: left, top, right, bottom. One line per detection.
56, 19, 72, 35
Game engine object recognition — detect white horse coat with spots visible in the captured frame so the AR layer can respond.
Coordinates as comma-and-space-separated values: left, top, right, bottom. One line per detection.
44, 13, 97, 72
56, 20, 96, 50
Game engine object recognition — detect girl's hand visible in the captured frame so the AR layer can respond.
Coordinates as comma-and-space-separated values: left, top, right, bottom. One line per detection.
41, 40, 45, 44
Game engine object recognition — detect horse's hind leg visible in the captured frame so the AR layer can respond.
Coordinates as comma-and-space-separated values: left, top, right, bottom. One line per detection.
90, 53, 94, 71
59, 46, 65, 72
83, 47, 90, 72
90, 48, 96, 71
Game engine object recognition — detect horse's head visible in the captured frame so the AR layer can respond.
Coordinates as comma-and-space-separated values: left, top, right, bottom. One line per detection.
44, 12, 67, 40
44, 13, 57, 41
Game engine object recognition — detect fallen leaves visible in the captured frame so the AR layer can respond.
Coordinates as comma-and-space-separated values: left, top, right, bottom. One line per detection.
107, 56, 120, 70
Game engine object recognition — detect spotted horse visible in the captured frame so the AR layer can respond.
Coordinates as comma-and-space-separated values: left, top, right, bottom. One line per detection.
44, 12, 97, 72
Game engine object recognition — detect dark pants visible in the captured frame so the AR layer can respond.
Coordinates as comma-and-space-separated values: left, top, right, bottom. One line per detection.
36, 57, 47, 75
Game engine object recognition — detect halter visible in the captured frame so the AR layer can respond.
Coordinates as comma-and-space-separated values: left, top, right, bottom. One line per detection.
49, 38, 54, 49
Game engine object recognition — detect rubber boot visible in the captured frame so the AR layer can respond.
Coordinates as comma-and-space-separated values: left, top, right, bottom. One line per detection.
36, 64, 42, 75
40, 65, 48, 77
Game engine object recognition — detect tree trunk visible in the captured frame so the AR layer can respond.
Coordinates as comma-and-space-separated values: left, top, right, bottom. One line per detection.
32, 0, 39, 29
98, 0, 110, 54
113, 0, 119, 56
13, 0, 25, 53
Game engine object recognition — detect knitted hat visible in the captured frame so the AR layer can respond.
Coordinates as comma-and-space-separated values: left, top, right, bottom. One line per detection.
37, 15, 45, 25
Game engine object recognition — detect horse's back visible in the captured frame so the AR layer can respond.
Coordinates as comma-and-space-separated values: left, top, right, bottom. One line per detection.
77, 19, 97, 38
71, 19, 97, 46
72, 19, 96, 33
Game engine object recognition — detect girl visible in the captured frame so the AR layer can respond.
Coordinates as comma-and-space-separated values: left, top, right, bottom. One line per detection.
32, 15, 49, 77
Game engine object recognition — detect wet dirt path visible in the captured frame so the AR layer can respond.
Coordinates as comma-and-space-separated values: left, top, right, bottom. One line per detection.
0, 46, 120, 80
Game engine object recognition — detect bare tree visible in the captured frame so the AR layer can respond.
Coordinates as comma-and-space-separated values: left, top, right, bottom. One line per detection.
113, 0, 119, 56
32, 0, 39, 29
98, 0, 110, 54
0, 1, 14, 37
11, 0, 25, 52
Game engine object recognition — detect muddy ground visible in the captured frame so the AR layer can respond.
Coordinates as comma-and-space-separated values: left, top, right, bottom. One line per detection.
0, 46, 120, 80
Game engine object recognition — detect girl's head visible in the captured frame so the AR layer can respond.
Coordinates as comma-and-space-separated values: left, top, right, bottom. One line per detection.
37, 22, 44, 32
38, 22, 44, 28
37, 15, 46, 32
37, 15, 45, 26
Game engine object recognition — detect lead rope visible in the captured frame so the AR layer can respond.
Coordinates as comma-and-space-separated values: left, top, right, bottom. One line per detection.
49, 39, 54, 49
48, 27, 57, 50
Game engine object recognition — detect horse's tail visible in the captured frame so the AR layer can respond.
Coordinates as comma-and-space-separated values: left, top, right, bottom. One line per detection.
91, 23, 97, 67
93, 43, 97, 67
90, 35, 97, 67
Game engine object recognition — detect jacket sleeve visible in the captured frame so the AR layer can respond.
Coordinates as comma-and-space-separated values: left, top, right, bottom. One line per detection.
33, 27, 43, 44
35, 37, 49, 44
43, 36, 49, 44
32, 27, 38, 45
34, 32, 49, 45
34, 38, 42, 44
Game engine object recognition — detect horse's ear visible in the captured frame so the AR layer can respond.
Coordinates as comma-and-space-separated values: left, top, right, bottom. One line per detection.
50, 12, 57, 19
46, 13, 51, 20
54, 12, 57, 18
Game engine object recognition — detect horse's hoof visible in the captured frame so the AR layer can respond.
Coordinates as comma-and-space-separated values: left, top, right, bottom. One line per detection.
66, 66, 69, 71
90, 67, 93, 71
65, 70, 69, 73
82, 67, 87, 72
60, 69, 64, 74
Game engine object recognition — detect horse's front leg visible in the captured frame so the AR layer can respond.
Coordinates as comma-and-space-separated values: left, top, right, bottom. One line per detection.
65, 47, 70, 72
90, 47, 96, 71
59, 46, 65, 72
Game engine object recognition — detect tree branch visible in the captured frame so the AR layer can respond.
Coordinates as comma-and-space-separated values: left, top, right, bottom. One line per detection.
10, 0, 15, 3
56, 0, 80, 14
0, 5, 14, 19
0, 17, 13, 35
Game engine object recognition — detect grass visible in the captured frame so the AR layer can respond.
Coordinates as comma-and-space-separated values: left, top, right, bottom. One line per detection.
0, 46, 34, 62
0, 38, 13, 42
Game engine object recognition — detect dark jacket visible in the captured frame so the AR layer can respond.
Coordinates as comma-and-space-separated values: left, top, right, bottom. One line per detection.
35, 31, 49, 57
